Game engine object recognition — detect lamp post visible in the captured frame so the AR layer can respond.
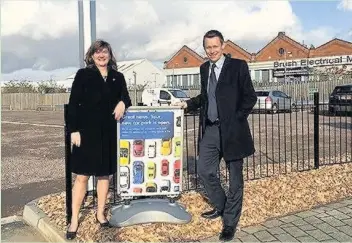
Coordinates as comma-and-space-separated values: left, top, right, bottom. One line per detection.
133, 71, 137, 105
78, 0, 96, 193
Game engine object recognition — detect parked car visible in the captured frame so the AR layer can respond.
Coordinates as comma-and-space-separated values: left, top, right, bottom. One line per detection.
147, 141, 156, 158
253, 90, 295, 113
133, 140, 144, 157
120, 166, 130, 191
329, 84, 352, 114
133, 187, 143, 193
141, 88, 190, 106
161, 159, 169, 176
160, 180, 171, 192
133, 161, 144, 184
174, 137, 181, 158
145, 182, 157, 192
161, 138, 172, 156
119, 140, 130, 166
147, 161, 156, 179
173, 160, 181, 183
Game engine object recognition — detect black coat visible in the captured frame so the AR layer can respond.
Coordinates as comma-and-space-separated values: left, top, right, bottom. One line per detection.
67, 65, 132, 176
186, 56, 257, 161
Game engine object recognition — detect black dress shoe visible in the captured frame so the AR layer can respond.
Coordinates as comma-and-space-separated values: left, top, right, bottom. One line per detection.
96, 215, 111, 228
219, 226, 235, 242
66, 224, 78, 240
201, 209, 222, 219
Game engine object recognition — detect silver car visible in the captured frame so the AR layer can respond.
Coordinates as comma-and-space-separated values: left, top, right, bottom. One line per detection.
253, 90, 294, 113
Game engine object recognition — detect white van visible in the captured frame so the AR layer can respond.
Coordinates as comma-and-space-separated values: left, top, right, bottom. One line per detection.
141, 88, 190, 106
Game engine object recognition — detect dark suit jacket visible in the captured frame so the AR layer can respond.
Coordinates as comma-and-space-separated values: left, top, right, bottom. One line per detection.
186, 55, 257, 161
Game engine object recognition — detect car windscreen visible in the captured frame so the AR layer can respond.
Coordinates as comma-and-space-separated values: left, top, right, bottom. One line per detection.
333, 86, 352, 94
170, 90, 189, 98
255, 91, 269, 96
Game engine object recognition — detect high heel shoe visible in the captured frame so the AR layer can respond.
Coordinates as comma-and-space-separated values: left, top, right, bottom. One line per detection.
66, 223, 79, 240
96, 215, 111, 228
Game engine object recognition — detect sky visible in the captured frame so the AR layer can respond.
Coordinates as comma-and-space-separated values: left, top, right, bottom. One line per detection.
1, 0, 352, 82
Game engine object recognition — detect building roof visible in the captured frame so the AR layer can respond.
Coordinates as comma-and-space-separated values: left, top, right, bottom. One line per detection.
164, 32, 352, 68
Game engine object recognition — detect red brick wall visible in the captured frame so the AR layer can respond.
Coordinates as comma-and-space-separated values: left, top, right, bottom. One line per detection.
164, 48, 204, 69
310, 41, 352, 58
224, 44, 251, 62
255, 38, 309, 62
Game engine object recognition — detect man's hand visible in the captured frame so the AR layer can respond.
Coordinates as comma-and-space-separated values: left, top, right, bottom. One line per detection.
71, 132, 81, 147
113, 101, 126, 120
173, 100, 187, 109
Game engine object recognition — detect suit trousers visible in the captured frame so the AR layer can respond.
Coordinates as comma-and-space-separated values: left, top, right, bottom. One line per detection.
198, 124, 244, 227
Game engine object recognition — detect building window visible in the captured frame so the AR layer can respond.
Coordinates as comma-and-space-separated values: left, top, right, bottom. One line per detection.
183, 56, 188, 63
262, 70, 269, 82
278, 48, 285, 56
182, 75, 188, 87
193, 74, 200, 87
254, 70, 260, 82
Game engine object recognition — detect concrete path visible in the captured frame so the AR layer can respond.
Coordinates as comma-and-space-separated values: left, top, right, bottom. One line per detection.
1, 216, 47, 242
204, 197, 352, 242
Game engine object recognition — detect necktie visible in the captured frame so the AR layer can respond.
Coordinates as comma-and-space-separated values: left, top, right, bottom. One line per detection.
208, 63, 218, 122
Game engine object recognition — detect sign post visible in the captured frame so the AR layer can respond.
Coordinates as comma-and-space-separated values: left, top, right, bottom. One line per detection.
109, 106, 191, 227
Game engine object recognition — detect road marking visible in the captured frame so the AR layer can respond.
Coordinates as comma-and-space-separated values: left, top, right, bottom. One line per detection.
1, 215, 21, 225
2, 121, 63, 128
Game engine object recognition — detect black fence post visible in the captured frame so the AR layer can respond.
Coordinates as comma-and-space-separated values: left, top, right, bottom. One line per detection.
314, 92, 320, 169
64, 104, 72, 225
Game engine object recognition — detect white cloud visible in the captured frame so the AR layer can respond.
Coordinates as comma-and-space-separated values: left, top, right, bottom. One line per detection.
338, 0, 352, 10
1, 0, 348, 80
1, 0, 77, 39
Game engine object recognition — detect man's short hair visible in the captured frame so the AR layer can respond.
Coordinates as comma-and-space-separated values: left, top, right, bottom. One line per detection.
203, 30, 224, 47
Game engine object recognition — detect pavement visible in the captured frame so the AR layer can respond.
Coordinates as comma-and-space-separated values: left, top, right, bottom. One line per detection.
204, 197, 352, 242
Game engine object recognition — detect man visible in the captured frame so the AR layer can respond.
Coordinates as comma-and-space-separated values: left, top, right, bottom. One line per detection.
175, 30, 257, 241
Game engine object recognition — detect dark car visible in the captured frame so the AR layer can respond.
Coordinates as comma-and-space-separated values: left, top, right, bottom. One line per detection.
329, 84, 352, 114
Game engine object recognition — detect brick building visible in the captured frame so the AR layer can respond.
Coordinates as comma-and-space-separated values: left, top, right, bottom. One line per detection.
163, 32, 352, 88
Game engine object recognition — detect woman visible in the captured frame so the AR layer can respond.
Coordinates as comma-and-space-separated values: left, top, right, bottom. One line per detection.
66, 40, 132, 240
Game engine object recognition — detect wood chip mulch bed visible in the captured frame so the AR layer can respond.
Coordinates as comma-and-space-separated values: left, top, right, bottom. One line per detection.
36, 163, 352, 242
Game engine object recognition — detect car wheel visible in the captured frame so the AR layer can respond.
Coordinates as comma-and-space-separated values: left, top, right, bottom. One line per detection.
272, 104, 278, 114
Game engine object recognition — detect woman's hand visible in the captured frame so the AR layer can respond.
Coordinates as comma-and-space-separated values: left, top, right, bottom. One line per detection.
71, 132, 81, 147
113, 101, 126, 121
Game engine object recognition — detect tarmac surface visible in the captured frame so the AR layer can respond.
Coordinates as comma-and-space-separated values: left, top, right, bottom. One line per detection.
2, 110, 350, 217
1, 217, 47, 242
